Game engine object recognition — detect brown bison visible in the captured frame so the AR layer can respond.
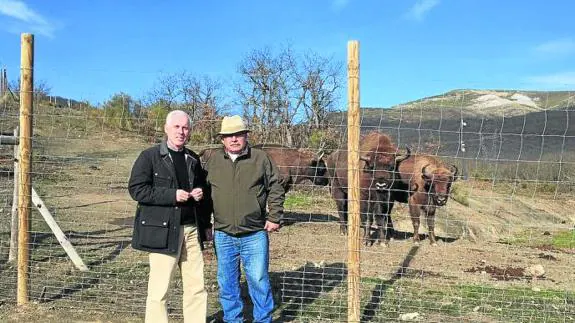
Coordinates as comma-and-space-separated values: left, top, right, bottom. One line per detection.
199, 144, 329, 192
391, 154, 458, 245
251, 144, 329, 192
326, 131, 410, 245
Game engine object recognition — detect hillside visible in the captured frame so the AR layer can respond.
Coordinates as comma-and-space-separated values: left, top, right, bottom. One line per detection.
2, 89, 574, 178
330, 90, 575, 162
363, 89, 575, 121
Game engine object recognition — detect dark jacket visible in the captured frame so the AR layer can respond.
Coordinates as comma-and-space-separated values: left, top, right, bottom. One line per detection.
128, 141, 212, 255
203, 146, 285, 236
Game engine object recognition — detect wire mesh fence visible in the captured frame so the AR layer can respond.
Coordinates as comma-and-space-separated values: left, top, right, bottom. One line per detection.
1, 88, 574, 322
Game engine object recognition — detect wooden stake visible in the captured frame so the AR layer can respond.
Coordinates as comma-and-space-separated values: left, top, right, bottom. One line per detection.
17, 33, 34, 306
9, 127, 19, 262
31, 188, 89, 272
347, 40, 361, 323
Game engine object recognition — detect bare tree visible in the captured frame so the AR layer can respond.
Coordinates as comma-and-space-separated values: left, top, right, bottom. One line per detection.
34, 80, 52, 101
236, 46, 299, 146
7, 77, 52, 101
146, 72, 181, 110
180, 73, 226, 143
181, 74, 223, 120
145, 71, 227, 143
296, 51, 342, 129
236, 46, 343, 147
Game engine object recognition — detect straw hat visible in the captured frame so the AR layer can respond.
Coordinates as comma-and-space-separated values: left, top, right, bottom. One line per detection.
218, 115, 250, 135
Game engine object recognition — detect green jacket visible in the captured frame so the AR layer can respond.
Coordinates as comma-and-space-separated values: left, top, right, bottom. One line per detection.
203, 146, 285, 236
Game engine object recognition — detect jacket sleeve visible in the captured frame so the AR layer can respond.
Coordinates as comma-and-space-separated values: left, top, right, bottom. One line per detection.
192, 154, 213, 229
128, 150, 177, 205
264, 155, 285, 224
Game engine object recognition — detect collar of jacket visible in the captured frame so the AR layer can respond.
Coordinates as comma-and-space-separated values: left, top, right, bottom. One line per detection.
223, 145, 251, 160
160, 140, 198, 162
160, 140, 188, 156
160, 140, 172, 157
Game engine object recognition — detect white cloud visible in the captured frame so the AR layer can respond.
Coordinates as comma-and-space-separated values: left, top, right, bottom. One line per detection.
405, 0, 440, 21
525, 72, 575, 88
332, 0, 350, 12
0, 0, 56, 37
534, 39, 575, 56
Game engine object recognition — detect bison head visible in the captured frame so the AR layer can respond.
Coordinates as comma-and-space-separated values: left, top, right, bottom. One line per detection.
361, 147, 410, 191
290, 148, 329, 187
421, 164, 458, 206
307, 158, 329, 186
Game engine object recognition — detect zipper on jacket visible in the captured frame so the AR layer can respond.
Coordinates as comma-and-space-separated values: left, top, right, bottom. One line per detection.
162, 154, 180, 244
185, 153, 198, 226
232, 158, 238, 230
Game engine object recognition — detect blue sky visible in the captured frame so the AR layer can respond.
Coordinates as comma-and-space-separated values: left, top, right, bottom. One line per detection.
0, 0, 574, 109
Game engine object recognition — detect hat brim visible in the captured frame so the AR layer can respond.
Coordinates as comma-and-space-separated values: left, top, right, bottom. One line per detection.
218, 129, 251, 136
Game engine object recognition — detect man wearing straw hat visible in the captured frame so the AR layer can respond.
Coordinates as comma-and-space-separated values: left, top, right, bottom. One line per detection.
203, 115, 285, 323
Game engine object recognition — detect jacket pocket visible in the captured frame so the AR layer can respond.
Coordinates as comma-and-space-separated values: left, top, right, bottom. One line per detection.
154, 173, 172, 187
137, 206, 171, 249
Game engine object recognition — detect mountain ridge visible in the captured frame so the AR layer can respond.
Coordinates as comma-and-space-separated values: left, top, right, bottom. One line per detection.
329, 89, 575, 162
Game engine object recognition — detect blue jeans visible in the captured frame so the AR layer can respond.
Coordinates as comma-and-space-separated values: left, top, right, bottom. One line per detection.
214, 230, 274, 323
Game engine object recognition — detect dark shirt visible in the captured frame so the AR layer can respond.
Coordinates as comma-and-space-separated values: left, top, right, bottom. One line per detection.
169, 148, 195, 225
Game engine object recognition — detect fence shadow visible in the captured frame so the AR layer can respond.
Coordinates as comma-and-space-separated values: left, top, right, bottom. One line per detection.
57, 199, 122, 210
275, 262, 347, 322
26, 227, 131, 264
390, 230, 459, 244
23, 227, 133, 303
360, 245, 420, 322
281, 211, 339, 227
38, 277, 101, 303
207, 262, 347, 323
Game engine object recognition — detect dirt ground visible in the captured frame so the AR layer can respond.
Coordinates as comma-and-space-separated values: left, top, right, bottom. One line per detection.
0, 181, 572, 322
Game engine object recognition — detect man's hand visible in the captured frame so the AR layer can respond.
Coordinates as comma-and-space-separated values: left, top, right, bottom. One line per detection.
264, 221, 280, 233
176, 189, 191, 202
204, 228, 213, 241
190, 187, 203, 201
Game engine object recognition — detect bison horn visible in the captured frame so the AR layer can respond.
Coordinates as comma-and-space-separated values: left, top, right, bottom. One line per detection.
360, 155, 372, 170
395, 145, 411, 163
316, 142, 326, 159
421, 164, 432, 179
450, 164, 459, 178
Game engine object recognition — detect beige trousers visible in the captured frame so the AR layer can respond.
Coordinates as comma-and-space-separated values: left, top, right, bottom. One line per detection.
145, 225, 207, 323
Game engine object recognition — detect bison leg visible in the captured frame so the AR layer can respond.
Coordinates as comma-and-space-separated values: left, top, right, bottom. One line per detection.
371, 200, 390, 246
384, 201, 395, 241
426, 207, 437, 245
408, 199, 422, 244
361, 200, 373, 246
332, 185, 348, 235
363, 211, 372, 246
372, 212, 386, 246
338, 201, 348, 236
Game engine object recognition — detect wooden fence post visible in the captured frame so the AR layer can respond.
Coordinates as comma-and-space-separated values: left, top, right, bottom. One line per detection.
9, 127, 20, 262
0, 68, 5, 96
17, 33, 34, 306
347, 40, 361, 323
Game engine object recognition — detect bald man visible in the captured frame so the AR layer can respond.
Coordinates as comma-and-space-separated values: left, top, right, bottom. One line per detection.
128, 110, 213, 323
